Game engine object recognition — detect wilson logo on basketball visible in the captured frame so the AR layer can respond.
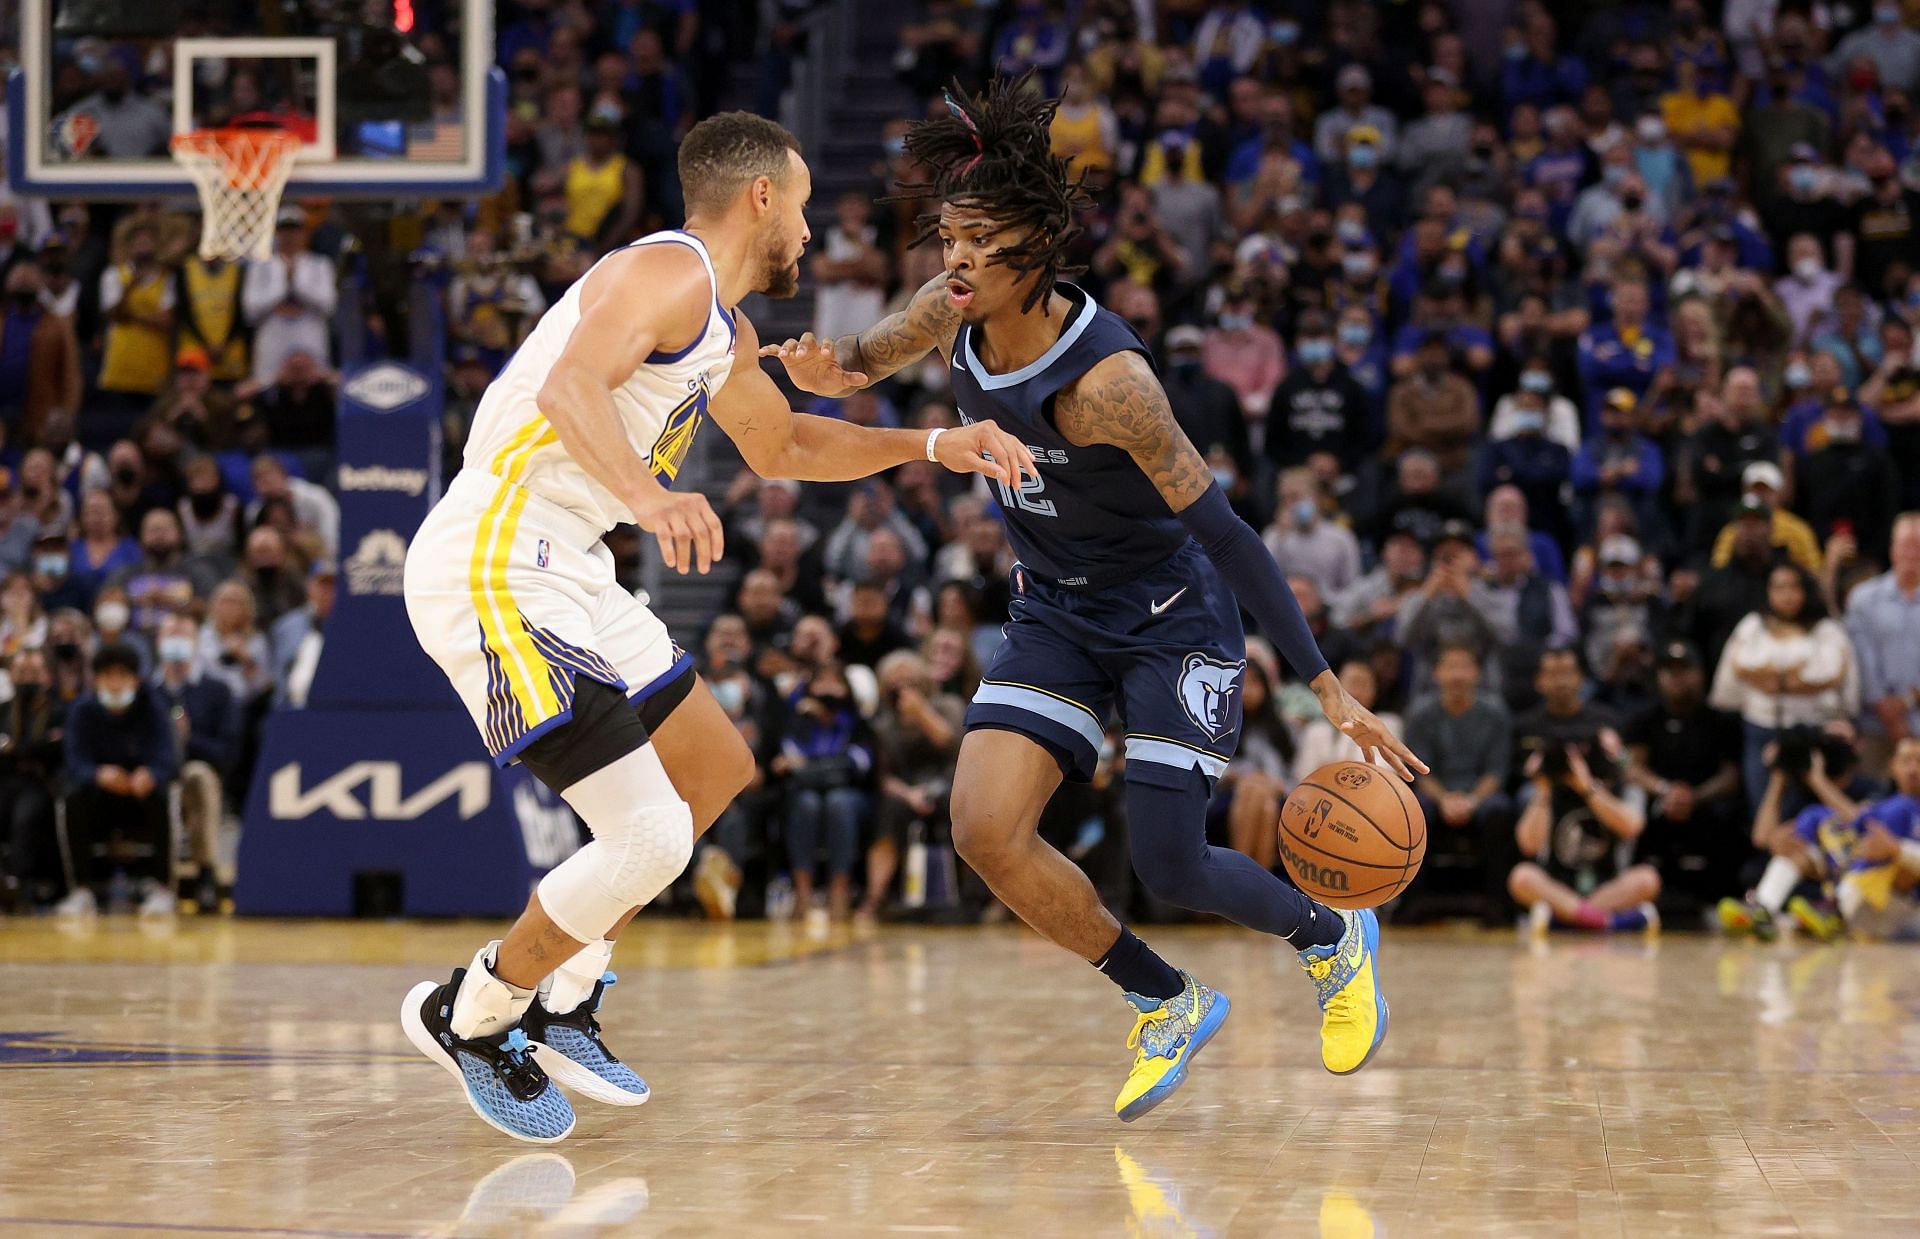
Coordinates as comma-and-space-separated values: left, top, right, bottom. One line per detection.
1278, 835, 1351, 892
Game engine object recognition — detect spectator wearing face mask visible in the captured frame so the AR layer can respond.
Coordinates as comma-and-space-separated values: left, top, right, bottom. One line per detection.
148, 611, 239, 911
1161, 326, 1251, 478
1798, 392, 1904, 563
1386, 333, 1480, 481
0, 260, 82, 443
1263, 469, 1360, 599
1314, 65, 1399, 165
109, 508, 227, 636
1325, 125, 1407, 244
1200, 289, 1285, 419
1774, 234, 1846, 348
1266, 312, 1372, 475
1488, 357, 1582, 452
57, 643, 180, 917
1828, 4, 1920, 97
1630, 113, 1693, 220
90, 583, 149, 673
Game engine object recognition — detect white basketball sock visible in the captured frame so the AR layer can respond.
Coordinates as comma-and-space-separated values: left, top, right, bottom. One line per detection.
450, 940, 535, 1040
1754, 856, 1802, 913
540, 938, 615, 1016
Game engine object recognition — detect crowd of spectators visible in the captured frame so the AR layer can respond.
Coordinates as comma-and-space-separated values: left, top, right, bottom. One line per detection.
687, 0, 1920, 938
8, 1, 1920, 941
0, 0, 758, 916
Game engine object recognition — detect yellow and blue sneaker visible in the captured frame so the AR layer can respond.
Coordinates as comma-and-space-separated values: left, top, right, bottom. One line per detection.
1787, 894, 1845, 942
1297, 908, 1388, 1075
1113, 971, 1230, 1122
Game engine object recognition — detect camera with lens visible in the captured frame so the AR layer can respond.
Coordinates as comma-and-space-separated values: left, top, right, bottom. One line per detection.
1769, 725, 1853, 779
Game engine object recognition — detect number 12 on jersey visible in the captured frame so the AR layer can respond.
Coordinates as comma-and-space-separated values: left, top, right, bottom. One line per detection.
995, 466, 1056, 517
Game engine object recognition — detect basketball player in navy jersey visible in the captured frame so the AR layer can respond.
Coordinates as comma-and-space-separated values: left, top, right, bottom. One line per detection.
764, 78, 1426, 1121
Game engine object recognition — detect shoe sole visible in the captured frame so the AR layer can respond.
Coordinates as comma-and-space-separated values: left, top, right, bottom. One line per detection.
1116, 993, 1232, 1123
530, 1039, 651, 1107
1327, 911, 1389, 1077
401, 981, 576, 1144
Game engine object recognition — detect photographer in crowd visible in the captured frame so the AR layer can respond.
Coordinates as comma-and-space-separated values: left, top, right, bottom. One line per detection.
1507, 646, 1656, 932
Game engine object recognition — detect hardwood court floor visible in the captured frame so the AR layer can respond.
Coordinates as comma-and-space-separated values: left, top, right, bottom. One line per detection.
2, 918, 1918, 1238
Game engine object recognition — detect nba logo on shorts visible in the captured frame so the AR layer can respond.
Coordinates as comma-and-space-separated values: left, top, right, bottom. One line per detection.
535, 538, 551, 569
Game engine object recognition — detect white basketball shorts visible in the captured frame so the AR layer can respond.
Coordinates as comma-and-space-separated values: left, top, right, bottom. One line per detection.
404, 469, 692, 766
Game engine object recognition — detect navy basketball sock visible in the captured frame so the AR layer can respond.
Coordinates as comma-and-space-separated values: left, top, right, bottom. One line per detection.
1126, 769, 1343, 950
1093, 927, 1183, 1001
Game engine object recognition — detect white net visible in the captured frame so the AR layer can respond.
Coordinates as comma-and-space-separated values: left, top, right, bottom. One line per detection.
170, 129, 304, 263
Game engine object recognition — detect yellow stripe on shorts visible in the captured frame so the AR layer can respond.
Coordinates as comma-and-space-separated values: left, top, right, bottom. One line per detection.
469, 423, 565, 743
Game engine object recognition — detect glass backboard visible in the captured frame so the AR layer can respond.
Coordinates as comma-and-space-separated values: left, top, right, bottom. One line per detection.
9, 0, 503, 199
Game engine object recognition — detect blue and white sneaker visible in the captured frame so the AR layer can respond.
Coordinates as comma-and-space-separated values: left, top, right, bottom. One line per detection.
402, 969, 577, 1143
1297, 907, 1389, 1075
523, 972, 651, 1107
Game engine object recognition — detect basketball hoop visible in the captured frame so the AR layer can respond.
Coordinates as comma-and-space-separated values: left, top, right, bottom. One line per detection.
171, 128, 304, 263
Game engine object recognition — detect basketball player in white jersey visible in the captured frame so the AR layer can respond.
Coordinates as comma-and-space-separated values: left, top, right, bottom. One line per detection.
399, 113, 1035, 1142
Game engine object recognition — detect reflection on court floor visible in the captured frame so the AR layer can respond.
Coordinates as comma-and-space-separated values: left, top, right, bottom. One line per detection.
4, 919, 1917, 1236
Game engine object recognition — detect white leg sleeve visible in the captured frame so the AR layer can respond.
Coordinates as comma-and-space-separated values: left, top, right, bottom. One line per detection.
536, 745, 693, 945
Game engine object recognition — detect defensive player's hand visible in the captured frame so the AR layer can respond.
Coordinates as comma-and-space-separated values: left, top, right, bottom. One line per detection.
932, 420, 1038, 488
630, 488, 724, 574
758, 333, 868, 396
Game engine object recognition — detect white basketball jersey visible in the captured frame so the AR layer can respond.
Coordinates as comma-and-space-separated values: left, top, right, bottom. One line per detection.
463, 230, 738, 533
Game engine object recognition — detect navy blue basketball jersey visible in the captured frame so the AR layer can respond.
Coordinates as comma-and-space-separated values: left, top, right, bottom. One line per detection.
949, 284, 1190, 588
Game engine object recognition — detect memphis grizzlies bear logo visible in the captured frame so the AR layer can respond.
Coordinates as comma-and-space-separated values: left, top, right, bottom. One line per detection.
1178, 653, 1244, 742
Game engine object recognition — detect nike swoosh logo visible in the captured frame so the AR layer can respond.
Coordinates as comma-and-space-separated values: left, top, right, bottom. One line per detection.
1149, 587, 1188, 615
1341, 932, 1365, 971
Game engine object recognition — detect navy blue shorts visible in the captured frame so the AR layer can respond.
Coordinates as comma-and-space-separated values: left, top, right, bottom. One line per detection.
966, 542, 1246, 787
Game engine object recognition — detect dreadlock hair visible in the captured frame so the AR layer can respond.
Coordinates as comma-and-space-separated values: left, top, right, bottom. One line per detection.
885, 73, 1093, 315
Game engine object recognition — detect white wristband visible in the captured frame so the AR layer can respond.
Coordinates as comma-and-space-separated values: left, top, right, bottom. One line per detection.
925, 426, 946, 462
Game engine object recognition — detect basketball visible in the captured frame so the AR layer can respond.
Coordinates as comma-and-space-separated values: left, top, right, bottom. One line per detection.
1279, 761, 1427, 909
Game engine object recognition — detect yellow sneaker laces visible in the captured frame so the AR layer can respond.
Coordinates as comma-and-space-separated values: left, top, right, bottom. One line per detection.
1126, 1005, 1171, 1053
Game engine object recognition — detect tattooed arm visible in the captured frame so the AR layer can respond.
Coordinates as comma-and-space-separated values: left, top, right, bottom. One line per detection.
711, 310, 1034, 485
759, 273, 962, 397
1055, 352, 1428, 780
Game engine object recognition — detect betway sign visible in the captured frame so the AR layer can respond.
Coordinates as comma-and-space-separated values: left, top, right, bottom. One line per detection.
269, 761, 491, 821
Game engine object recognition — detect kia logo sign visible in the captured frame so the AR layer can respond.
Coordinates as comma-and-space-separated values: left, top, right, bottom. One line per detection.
268, 761, 490, 820
343, 363, 430, 411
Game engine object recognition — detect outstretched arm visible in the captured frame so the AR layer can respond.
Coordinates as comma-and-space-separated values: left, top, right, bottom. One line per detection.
1053, 351, 1428, 780
712, 311, 1035, 485
759, 273, 962, 397
537, 244, 724, 574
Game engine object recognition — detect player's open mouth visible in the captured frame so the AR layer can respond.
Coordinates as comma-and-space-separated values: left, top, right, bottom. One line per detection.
947, 280, 974, 308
